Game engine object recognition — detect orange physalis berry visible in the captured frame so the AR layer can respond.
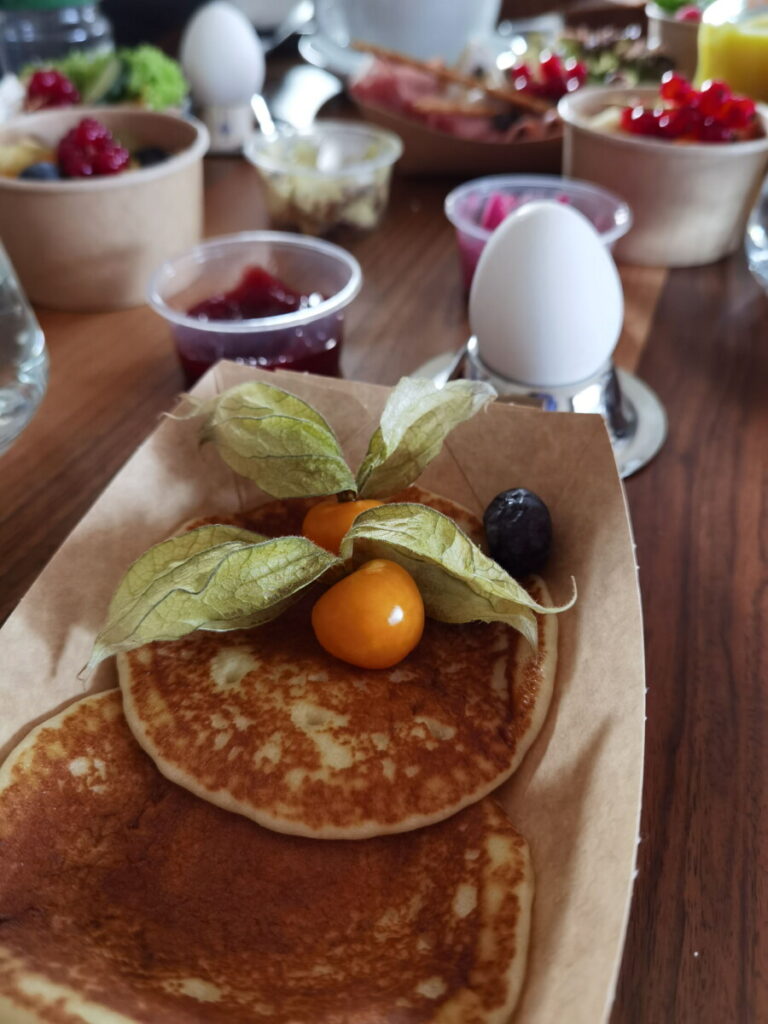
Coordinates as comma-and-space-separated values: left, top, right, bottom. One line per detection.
311, 559, 425, 670
302, 498, 383, 555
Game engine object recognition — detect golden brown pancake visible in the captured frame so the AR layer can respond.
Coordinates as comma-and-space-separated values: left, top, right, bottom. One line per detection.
118, 487, 558, 840
0, 691, 533, 1024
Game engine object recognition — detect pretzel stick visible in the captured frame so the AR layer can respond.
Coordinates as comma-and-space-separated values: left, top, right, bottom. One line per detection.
351, 40, 552, 116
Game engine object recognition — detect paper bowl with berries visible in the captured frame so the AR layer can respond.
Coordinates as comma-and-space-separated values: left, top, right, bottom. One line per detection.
558, 75, 768, 266
0, 105, 208, 311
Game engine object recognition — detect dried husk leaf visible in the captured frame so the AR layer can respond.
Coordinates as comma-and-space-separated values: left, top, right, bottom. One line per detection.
88, 530, 341, 671
356, 378, 497, 498
196, 381, 357, 498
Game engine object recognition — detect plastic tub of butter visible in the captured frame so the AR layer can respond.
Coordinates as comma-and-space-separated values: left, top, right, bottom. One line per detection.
244, 120, 402, 236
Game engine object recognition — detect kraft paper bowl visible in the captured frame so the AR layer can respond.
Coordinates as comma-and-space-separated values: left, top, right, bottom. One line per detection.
558, 85, 768, 267
0, 107, 209, 311
645, 3, 700, 80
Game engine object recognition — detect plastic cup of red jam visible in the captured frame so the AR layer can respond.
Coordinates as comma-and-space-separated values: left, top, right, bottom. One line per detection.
444, 174, 632, 293
147, 231, 362, 384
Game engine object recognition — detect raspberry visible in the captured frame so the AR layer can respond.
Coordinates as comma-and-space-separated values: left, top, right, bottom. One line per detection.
57, 118, 130, 178
26, 69, 79, 109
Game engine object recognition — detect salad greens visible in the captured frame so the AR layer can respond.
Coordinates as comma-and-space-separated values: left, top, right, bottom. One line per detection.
23, 45, 187, 111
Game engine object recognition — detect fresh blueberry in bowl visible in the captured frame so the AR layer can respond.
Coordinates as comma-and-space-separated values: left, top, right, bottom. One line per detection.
19, 161, 60, 180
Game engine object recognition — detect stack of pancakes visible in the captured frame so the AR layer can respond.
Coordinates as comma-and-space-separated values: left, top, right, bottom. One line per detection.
0, 489, 558, 1023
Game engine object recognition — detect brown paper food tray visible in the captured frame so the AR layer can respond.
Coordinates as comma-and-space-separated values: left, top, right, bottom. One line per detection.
0, 363, 645, 1024
353, 98, 563, 176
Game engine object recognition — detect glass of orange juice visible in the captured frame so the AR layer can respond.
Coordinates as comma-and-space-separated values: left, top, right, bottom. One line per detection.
697, 0, 768, 101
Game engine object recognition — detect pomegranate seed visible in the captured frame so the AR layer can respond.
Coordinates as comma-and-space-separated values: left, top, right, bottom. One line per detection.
26, 69, 79, 109
659, 71, 693, 105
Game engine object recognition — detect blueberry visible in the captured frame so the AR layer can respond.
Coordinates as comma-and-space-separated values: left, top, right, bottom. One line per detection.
134, 146, 170, 167
483, 488, 552, 579
19, 161, 60, 181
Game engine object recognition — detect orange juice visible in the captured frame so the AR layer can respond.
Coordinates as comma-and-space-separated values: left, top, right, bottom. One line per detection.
697, 9, 768, 101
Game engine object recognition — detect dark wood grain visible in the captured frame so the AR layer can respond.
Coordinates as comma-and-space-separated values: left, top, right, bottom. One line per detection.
1, 145, 766, 1024
613, 256, 768, 1023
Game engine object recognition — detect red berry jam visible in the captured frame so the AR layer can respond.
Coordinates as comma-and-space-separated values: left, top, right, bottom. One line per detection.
188, 266, 316, 321
26, 69, 79, 109
178, 265, 342, 385
618, 73, 761, 143
57, 118, 130, 177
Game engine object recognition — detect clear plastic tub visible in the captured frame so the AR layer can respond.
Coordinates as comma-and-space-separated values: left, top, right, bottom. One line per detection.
444, 174, 632, 292
147, 231, 362, 384
244, 120, 402, 236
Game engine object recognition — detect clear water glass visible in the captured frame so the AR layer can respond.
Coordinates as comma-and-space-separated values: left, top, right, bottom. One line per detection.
746, 175, 768, 289
0, 243, 48, 457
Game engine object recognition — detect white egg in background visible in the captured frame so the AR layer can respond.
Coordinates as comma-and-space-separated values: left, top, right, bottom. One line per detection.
468, 202, 624, 388
180, 1, 266, 107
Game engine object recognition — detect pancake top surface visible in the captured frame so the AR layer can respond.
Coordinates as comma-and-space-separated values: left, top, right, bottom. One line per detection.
118, 487, 557, 839
0, 691, 533, 1024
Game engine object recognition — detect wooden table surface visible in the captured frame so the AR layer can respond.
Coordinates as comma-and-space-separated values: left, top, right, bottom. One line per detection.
2, 152, 767, 1023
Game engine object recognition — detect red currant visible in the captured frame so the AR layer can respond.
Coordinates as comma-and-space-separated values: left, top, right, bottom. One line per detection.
697, 79, 732, 118
510, 63, 532, 91
622, 105, 660, 136
26, 69, 79, 109
721, 96, 757, 129
659, 71, 693, 105
563, 57, 588, 86
697, 117, 735, 142
675, 5, 702, 20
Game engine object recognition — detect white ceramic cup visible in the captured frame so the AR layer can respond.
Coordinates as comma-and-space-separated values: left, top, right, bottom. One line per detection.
314, 0, 501, 63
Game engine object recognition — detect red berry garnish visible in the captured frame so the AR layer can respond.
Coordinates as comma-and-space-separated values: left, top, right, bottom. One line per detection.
539, 52, 564, 84
539, 52, 568, 99
510, 63, 533, 91
622, 105, 661, 136
659, 71, 693, 105
721, 96, 757, 129
26, 69, 79, 109
657, 106, 697, 139
564, 57, 588, 86
57, 118, 130, 178
697, 79, 732, 117
697, 117, 735, 142
675, 5, 702, 21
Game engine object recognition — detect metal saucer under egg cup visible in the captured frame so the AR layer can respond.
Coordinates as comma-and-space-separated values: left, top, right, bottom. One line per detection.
463, 336, 667, 479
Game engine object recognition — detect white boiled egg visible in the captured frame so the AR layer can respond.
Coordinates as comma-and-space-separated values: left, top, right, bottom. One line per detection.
468, 201, 624, 388
180, 1, 265, 107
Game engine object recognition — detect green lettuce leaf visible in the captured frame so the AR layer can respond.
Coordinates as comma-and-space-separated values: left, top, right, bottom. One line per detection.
340, 503, 574, 648
196, 381, 357, 498
356, 378, 496, 498
88, 528, 341, 671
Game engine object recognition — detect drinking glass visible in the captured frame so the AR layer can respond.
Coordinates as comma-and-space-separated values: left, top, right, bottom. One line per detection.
0, 242, 48, 456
